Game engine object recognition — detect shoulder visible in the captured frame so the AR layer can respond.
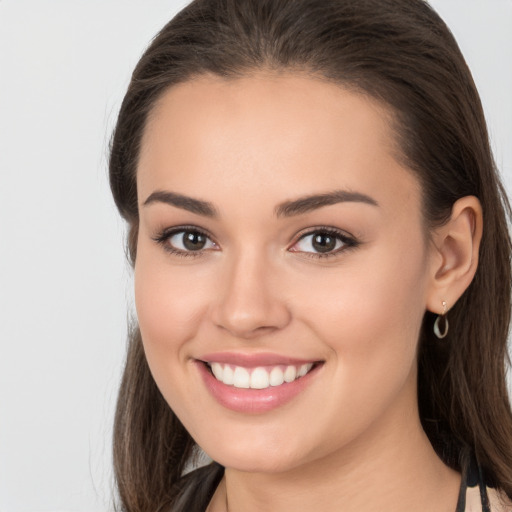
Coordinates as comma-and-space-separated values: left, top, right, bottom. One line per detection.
464, 484, 512, 512
459, 449, 512, 512
171, 462, 224, 512
487, 488, 512, 512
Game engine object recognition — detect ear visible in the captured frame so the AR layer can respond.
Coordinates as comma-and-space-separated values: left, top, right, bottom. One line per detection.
426, 196, 483, 315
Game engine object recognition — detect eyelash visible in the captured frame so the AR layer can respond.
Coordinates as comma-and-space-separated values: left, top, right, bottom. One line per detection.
291, 226, 359, 259
152, 225, 217, 259
152, 225, 359, 260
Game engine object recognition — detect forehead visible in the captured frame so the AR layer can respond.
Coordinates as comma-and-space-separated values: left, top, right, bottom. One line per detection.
137, 72, 420, 213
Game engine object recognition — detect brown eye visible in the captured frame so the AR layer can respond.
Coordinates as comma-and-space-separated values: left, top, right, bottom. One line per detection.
162, 229, 217, 254
290, 229, 356, 257
311, 233, 337, 253
182, 231, 207, 251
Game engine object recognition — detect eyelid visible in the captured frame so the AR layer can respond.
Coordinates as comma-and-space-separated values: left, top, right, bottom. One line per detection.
152, 225, 219, 257
152, 224, 359, 259
288, 226, 359, 258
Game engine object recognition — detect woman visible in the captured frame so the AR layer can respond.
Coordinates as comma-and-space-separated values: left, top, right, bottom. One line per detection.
109, 0, 512, 510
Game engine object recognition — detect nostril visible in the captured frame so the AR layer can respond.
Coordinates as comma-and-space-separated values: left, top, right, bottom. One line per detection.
217, 324, 278, 340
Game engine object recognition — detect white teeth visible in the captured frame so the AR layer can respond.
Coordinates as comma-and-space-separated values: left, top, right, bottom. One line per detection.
233, 366, 250, 388
269, 366, 285, 386
250, 367, 269, 389
208, 362, 315, 389
223, 365, 234, 385
298, 363, 312, 377
284, 365, 297, 382
211, 362, 223, 380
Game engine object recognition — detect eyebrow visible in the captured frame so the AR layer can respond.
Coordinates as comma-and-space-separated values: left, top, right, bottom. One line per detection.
142, 189, 378, 218
143, 190, 218, 217
275, 190, 378, 217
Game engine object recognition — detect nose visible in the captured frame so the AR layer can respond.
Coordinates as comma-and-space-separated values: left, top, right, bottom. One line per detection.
211, 249, 292, 339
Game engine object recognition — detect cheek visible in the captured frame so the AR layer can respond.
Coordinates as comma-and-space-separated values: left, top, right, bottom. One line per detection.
133, 244, 220, 427
133, 243, 211, 365
297, 237, 428, 391
285, 248, 428, 452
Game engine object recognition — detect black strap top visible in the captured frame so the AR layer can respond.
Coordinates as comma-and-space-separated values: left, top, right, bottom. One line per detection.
456, 450, 492, 512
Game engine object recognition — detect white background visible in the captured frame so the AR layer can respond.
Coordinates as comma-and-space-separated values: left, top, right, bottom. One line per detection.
0, 1, 511, 511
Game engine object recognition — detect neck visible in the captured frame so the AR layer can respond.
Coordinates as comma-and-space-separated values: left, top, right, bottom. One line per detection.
209, 383, 460, 512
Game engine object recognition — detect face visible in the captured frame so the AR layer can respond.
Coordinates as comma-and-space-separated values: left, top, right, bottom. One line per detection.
135, 73, 435, 473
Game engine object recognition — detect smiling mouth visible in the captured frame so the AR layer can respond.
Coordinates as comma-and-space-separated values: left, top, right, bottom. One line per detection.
203, 361, 319, 390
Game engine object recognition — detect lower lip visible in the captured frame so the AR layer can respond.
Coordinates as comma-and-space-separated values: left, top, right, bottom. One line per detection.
196, 361, 322, 414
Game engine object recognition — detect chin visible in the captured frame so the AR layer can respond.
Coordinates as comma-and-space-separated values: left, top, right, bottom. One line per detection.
214, 453, 304, 474
201, 434, 313, 474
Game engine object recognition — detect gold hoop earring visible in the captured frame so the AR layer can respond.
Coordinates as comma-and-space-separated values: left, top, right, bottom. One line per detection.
433, 300, 449, 339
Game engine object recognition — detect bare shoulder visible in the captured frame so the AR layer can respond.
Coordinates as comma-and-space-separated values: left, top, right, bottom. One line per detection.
466, 485, 512, 512
488, 487, 512, 512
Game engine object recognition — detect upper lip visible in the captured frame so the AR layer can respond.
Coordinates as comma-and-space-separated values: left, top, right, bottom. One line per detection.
198, 351, 321, 367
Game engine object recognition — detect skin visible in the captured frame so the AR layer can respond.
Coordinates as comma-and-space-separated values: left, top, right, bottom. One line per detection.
134, 72, 482, 512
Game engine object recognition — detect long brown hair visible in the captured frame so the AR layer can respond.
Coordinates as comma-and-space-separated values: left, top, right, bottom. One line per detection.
109, 0, 512, 509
